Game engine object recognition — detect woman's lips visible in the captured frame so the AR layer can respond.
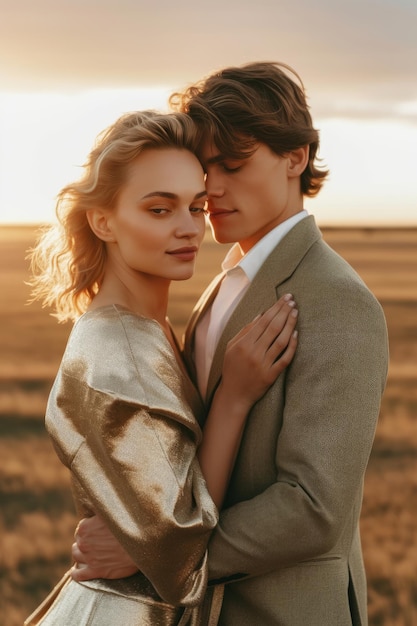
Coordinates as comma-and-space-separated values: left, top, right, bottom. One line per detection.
166, 246, 198, 261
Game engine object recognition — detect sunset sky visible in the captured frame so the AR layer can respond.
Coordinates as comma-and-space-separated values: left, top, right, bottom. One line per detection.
0, 0, 416, 225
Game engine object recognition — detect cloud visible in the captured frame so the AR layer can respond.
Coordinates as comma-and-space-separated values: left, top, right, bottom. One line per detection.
0, 0, 416, 123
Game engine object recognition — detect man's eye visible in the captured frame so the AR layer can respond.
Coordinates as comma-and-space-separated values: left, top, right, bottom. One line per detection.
221, 163, 242, 173
150, 208, 169, 214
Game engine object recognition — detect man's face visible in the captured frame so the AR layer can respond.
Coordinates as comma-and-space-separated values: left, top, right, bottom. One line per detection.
200, 141, 302, 253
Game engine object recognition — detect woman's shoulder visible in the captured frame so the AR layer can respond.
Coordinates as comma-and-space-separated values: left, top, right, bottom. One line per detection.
59, 305, 167, 392
60, 305, 201, 426
69, 304, 164, 351
75, 304, 156, 331
66, 304, 175, 373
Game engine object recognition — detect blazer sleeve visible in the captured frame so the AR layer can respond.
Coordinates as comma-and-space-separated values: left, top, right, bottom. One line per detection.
206, 249, 389, 582
46, 309, 218, 606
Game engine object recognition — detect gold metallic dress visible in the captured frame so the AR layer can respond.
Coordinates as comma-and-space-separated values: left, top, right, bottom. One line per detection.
25, 305, 222, 626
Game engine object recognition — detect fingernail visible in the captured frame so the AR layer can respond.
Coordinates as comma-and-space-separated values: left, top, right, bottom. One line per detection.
288, 300, 296, 307
283, 293, 293, 301
291, 309, 298, 317
292, 330, 298, 338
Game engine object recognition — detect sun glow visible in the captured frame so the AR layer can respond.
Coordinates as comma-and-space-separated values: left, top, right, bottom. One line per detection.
306, 117, 417, 225
0, 88, 173, 224
0, 89, 416, 226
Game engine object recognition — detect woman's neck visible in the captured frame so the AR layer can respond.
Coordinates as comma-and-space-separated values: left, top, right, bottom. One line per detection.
89, 269, 170, 327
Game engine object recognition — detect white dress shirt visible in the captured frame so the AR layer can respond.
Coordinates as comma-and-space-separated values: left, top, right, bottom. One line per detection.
195, 210, 308, 397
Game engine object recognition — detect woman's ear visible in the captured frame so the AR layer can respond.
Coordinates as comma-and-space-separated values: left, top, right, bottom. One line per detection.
287, 146, 309, 177
87, 208, 115, 242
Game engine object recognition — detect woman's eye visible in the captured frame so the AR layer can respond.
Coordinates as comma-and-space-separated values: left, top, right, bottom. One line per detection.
190, 206, 208, 214
150, 207, 169, 215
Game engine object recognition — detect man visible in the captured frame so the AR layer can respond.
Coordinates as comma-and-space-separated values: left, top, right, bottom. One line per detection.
72, 62, 389, 625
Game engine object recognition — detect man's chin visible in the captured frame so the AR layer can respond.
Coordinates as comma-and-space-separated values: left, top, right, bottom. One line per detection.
208, 224, 234, 245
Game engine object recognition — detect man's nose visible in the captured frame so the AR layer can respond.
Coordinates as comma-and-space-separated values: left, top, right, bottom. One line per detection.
205, 172, 223, 197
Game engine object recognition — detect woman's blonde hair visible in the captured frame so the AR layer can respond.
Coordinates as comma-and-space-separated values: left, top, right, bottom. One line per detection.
28, 111, 200, 323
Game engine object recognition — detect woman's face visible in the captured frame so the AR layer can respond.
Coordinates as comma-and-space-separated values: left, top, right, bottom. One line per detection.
107, 148, 207, 282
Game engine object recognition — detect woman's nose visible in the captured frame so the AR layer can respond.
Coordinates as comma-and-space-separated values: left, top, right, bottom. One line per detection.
176, 211, 202, 237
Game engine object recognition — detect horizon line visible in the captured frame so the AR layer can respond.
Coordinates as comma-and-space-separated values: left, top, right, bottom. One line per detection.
2, 221, 417, 230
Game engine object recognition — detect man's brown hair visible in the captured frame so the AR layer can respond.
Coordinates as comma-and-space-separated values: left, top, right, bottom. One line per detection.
170, 61, 328, 197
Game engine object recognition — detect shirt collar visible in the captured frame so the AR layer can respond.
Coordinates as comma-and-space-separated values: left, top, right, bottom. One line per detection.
222, 210, 308, 280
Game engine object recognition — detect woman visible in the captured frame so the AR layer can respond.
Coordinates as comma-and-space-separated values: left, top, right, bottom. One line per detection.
25, 111, 298, 625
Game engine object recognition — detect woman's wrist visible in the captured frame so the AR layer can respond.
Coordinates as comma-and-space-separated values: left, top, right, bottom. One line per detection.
213, 380, 254, 419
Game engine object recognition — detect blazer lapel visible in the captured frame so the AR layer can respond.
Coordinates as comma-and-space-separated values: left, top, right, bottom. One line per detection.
205, 215, 322, 404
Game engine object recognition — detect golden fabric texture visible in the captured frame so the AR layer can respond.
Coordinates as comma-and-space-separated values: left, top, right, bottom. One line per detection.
25, 305, 219, 625
25, 573, 224, 626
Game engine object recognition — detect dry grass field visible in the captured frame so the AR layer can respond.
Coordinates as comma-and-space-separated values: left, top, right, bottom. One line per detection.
1, 223, 416, 625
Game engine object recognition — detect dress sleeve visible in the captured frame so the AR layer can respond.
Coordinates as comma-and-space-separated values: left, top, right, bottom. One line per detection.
45, 309, 218, 607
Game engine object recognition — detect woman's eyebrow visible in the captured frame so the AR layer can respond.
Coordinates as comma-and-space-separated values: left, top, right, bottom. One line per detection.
141, 191, 177, 200
141, 190, 207, 200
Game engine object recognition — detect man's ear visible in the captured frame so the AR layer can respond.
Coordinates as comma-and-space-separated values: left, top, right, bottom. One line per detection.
287, 146, 309, 177
87, 208, 115, 242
